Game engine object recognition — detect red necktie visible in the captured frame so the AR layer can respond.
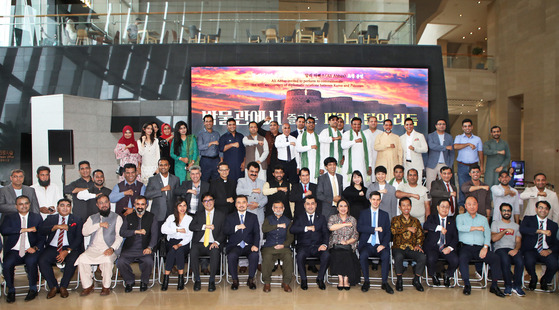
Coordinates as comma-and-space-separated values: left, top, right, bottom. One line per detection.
446, 183, 455, 215
304, 184, 307, 193
57, 217, 65, 252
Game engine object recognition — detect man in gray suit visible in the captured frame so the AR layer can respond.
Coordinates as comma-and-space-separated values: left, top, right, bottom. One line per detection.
425, 119, 455, 191
366, 166, 398, 220
316, 157, 343, 219
145, 158, 180, 226
0, 169, 40, 216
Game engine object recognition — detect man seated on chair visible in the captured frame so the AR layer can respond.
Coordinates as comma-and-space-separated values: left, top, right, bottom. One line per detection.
1, 195, 44, 303
117, 195, 158, 292
519, 200, 559, 291
289, 196, 330, 290
189, 192, 226, 292
38, 198, 84, 299
423, 199, 458, 287
224, 195, 260, 290
456, 196, 504, 297
357, 191, 393, 294
390, 197, 426, 292
75, 194, 123, 296
261, 201, 294, 293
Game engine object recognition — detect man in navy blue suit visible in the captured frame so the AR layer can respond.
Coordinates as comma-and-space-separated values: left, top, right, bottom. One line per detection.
1, 195, 44, 303
38, 198, 84, 299
290, 195, 330, 290
520, 200, 559, 291
224, 195, 260, 290
357, 191, 394, 294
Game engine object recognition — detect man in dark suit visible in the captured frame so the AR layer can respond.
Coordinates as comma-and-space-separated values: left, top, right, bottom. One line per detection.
430, 166, 458, 216
0, 169, 40, 215
423, 199, 459, 287
224, 195, 260, 290
289, 196, 330, 290
357, 191, 394, 294
145, 158, 180, 225
290, 115, 306, 138
210, 162, 237, 215
289, 168, 317, 218
316, 157, 343, 219
519, 200, 559, 291
38, 198, 84, 299
174, 165, 210, 215
1, 195, 44, 303
189, 192, 226, 292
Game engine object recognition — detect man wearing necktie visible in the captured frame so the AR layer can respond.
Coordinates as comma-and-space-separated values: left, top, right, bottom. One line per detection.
423, 199, 459, 287
38, 198, 84, 299
1, 195, 44, 303
429, 166, 457, 216
519, 200, 559, 291
276, 123, 299, 185
289, 168, 317, 218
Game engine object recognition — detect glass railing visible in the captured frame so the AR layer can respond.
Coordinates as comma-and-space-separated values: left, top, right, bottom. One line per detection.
443, 54, 495, 71
0, 1, 415, 47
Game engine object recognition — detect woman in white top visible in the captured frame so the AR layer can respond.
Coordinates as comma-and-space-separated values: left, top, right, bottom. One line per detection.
138, 122, 160, 184
160, 198, 192, 290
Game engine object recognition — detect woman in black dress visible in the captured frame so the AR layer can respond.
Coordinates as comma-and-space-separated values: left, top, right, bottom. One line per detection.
342, 170, 369, 220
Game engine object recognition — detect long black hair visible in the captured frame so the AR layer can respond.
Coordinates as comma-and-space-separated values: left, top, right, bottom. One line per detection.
174, 197, 188, 226
173, 121, 188, 156
140, 122, 155, 145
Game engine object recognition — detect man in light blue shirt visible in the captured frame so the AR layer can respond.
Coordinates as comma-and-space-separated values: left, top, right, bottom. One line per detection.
456, 196, 504, 297
454, 119, 484, 208
197, 114, 221, 182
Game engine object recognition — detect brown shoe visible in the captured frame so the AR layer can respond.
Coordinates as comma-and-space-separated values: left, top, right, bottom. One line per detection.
59, 287, 69, 298
80, 285, 94, 296
46, 287, 59, 299
282, 283, 292, 292
263, 284, 271, 292
100, 287, 111, 296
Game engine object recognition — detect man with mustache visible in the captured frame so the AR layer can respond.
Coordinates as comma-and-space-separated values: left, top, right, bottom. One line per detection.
374, 119, 402, 180
31, 166, 63, 219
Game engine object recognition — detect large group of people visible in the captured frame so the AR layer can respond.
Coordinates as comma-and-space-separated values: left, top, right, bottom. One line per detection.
0, 114, 558, 302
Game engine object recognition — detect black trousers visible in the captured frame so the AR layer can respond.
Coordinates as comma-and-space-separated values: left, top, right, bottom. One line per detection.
458, 245, 502, 286
392, 248, 427, 275
495, 248, 524, 287
200, 156, 220, 182
3, 250, 40, 293
296, 245, 330, 281
164, 238, 190, 272
227, 246, 259, 280
523, 248, 558, 283
116, 251, 154, 285
39, 246, 81, 288
191, 241, 221, 281
425, 247, 459, 277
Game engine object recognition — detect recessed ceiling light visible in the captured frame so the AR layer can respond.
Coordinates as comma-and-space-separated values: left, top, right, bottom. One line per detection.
459, 14, 463, 17
485, 37, 488, 40
477, 1, 481, 4
478, 27, 481, 30
470, 32, 473, 35
307, 6, 310, 10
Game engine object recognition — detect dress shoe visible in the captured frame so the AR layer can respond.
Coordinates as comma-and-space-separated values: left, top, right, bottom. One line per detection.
247, 278, 257, 290
193, 280, 201, 291
412, 275, 424, 292
177, 275, 185, 291
80, 285, 94, 296
47, 287, 59, 299
431, 275, 441, 286
125, 284, 133, 293
463, 284, 471, 295
528, 278, 537, 291
344, 286, 350, 291
139, 282, 148, 292
208, 281, 216, 292
60, 287, 69, 298
239, 266, 248, 274
396, 277, 403, 291
231, 280, 239, 290
282, 283, 292, 292
381, 282, 394, 294
337, 285, 343, 291
300, 280, 308, 290
541, 280, 549, 292
443, 275, 451, 287
161, 275, 170, 291
100, 287, 111, 296
490, 285, 505, 297
263, 283, 271, 292
25, 290, 38, 301
308, 265, 319, 273
361, 281, 370, 292
316, 279, 326, 290
6, 292, 16, 303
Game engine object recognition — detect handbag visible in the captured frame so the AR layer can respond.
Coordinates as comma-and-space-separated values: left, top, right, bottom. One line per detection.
332, 244, 352, 251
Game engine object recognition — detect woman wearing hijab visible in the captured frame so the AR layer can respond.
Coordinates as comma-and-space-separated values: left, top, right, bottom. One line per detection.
114, 125, 142, 182
159, 123, 175, 174
170, 121, 198, 183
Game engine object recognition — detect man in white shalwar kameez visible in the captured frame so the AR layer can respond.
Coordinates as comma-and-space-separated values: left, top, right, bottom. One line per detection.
341, 117, 372, 187
363, 116, 382, 184
296, 117, 321, 184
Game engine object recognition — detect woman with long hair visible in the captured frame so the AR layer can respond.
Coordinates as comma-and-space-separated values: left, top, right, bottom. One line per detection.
138, 122, 160, 184
160, 198, 193, 290
159, 123, 175, 174
114, 125, 142, 182
150, 121, 160, 138
342, 170, 370, 221
170, 121, 199, 183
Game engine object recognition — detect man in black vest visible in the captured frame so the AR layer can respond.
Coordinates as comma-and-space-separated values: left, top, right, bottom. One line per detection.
109, 163, 145, 217
263, 165, 292, 219
117, 195, 158, 292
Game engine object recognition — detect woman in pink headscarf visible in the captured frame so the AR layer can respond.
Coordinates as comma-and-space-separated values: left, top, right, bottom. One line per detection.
114, 125, 142, 182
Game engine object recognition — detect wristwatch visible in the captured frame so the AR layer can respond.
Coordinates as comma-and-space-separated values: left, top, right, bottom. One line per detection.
483, 245, 489, 249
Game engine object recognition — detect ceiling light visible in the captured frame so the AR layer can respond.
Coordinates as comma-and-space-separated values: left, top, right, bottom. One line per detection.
462, 36, 466, 39
478, 1, 481, 3
459, 14, 463, 17
470, 32, 473, 35
478, 27, 481, 30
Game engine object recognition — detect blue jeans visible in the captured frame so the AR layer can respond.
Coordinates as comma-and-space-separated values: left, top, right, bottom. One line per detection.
495, 248, 524, 288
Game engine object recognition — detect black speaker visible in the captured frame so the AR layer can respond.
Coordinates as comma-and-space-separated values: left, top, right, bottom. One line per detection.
48, 130, 74, 165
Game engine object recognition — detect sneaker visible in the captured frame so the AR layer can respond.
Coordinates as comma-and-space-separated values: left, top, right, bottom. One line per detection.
504, 286, 512, 295
512, 287, 526, 297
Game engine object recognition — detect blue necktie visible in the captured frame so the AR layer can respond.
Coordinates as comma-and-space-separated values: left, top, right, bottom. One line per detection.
240, 214, 246, 248
371, 211, 377, 246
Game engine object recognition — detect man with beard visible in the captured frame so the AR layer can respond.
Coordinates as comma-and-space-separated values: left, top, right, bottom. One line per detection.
454, 119, 484, 208
0, 169, 40, 216
76, 194, 123, 296
396, 169, 430, 225
319, 115, 343, 174
197, 114, 221, 182
296, 117, 321, 184
210, 162, 237, 214
491, 171, 520, 223
430, 166, 457, 217
76, 169, 112, 218
399, 118, 428, 183
109, 163, 145, 217
491, 203, 525, 296
520, 173, 559, 222
243, 121, 269, 181
31, 166, 63, 219
461, 165, 491, 219
174, 165, 209, 216
341, 117, 372, 187
483, 126, 511, 187
117, 196, 158, 292
363, 116, 381, 183
374, 119, 402, 181
263, 165, 292, 219
145, 158, 180, 226
63, 161, 94, 221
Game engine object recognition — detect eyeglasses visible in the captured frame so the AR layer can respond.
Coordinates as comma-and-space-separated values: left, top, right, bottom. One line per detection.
203, 199, 214, 203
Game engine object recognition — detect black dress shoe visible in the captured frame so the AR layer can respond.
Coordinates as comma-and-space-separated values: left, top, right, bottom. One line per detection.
541, 280, 549, 291
443, 275, 451, 287
231, 280, 239, 290
412, 276, 424, 292
381, 282, 394, 294
300, 280, 308, 290
361, 282, 370, 292
396, 277, 403, 291
193, 281, 202, 291
431, 275, 441, 286
247, 278, 257, 290
25, 290, 38, 301
463, 284, 471, 295
6, 292, 16, 303
316, 279, 326, 290
208, 281, 216, 292
139, 282, 148, 292
125, 284, 133, 293
490, 285, 505, 297
528, 278, 537, 291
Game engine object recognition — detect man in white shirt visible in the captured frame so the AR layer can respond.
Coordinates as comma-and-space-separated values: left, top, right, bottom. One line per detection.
275, 123, 299, 184
400, 118, 428, 182
319, 115, 343, 173
491, 171, 520, 223
296, 117, 321, 183
396, 169, 431, 224
363, 116, 382, 183
520, 173, 559, 222
243, 121, 270, 181
31, 166, 63, 219
341, 117, 372, 187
